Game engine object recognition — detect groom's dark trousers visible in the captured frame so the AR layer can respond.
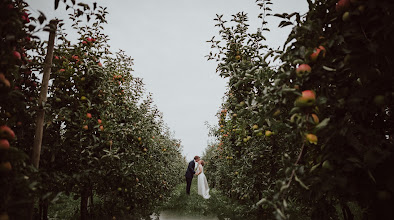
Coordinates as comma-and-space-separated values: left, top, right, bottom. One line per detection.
185, 160, 195, 195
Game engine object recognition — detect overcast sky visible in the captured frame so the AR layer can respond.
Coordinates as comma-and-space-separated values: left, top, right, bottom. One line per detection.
27, 0, 308, 161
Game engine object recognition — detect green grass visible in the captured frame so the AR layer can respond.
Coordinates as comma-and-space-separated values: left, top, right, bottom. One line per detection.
46, 181, 242, 220
48, 193, 80, 220
335, 201, 366, 220
158, 180, 240, 220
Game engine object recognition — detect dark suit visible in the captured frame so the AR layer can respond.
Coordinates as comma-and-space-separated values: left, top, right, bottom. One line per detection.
185, 160, 196, 194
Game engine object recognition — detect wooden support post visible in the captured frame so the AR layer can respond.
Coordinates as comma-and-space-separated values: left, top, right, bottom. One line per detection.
28, 20, 58, 220
32, 19, 58, 169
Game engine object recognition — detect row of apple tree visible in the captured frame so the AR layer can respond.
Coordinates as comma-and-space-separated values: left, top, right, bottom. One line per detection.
203, 0, 394, 219
0, 1, 185, 219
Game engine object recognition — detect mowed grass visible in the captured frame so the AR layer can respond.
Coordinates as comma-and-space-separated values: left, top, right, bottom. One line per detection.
157, 180, 240, 220
47, 180, 242, 220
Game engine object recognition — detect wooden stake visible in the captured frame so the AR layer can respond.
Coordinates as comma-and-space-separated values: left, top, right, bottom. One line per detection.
32, 20, 58, 169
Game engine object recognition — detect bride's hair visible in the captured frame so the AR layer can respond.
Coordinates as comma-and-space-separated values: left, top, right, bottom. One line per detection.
200, 160, 205, 166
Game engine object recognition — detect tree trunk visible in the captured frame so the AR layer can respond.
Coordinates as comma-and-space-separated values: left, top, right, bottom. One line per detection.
42, 199, 49, 220
87, 187, 93, 218
38, 198, 49, 220
38, 198, 42, 220
80, 189, 89, 220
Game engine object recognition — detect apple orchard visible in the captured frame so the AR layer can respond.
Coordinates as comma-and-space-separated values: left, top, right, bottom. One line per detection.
0, 1, 184, 219
1, 0, 394, 220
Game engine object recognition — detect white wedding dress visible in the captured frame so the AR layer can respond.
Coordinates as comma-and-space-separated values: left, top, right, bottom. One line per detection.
197, 165, 211, 199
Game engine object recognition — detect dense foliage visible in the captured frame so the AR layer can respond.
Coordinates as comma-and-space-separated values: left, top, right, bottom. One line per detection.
1, 1, 185, 219
204, 0, 394, 219
0, 0, 41, 219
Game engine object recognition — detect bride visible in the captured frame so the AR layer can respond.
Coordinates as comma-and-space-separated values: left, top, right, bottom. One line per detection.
195, 160, 210, 199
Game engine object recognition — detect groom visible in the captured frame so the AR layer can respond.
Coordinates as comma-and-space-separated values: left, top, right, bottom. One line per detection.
185, 156, 200, 195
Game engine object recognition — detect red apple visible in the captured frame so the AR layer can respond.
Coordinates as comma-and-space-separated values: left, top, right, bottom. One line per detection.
12, 51, 21, 60
0, 126, 15, 140
86, 113, 92, 118
21, 14, 30, 23
296, 64, 311, 77
59, 69, 65, 72
82, 125, 88, 130
295, 90, 316, 107
98, 119, 102, 124
302, 90, 316, 100
336, 0, 351, 13
0, 162, 12, 172
0, 139, 10, 150
310, 46, 326, 62
99, 125, 104, 131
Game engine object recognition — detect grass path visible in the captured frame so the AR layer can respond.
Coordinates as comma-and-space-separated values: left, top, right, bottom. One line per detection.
155, 180, 238, 220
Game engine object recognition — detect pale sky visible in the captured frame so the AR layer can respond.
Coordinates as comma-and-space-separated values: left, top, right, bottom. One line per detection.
27, 0, 308, 161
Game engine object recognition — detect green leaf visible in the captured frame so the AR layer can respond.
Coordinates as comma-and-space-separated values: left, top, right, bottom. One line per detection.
273, 13, 288, 18
292, 59, 304, 65
315, 118, 330, 131
322, 66, 336, 72
54, 0, 60, 10
279, 21, 293, 28
309, 163, 321, 173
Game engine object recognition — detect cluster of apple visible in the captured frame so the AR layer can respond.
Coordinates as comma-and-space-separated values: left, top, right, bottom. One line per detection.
21, 10, 29, 23
10, 10, 32, 65
81, 37, 96, 46
82, 112, 104, 131
293, 45, 326, 144
0, 126, 15, 173
112, 74, 124, 86
336, 0, 366, 22
3, 7, 35, 98
214, 110, 226, 158
218, 109, 230, 146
